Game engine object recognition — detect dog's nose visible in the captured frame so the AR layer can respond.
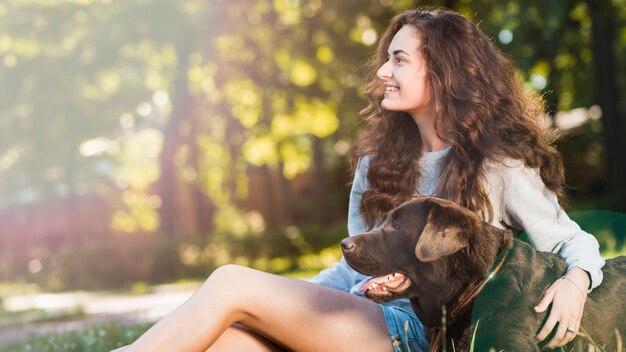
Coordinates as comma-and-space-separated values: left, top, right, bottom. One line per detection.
341, 238, 356, 253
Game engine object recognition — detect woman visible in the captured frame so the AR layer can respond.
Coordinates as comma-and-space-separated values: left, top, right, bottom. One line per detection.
117, 7, 604, 352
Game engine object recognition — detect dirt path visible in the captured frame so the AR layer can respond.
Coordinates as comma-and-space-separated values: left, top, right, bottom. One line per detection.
0, 283, 200, 344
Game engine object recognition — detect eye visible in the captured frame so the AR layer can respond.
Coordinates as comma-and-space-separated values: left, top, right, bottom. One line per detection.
395, 57, 404, 63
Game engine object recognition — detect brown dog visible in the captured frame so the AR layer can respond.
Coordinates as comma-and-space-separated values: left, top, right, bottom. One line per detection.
342, 196, 626, 351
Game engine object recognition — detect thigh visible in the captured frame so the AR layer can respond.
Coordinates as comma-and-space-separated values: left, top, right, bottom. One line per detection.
113, 326, 289, 352
215, 265, 393, 352
206, 324, 288, 352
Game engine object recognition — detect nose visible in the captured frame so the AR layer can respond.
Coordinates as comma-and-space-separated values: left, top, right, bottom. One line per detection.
376, 60, 392, 80
341, 237, 356, 253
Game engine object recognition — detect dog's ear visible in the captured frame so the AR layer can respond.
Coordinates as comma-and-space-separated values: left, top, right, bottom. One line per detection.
414, 201, 470, 262
500, 229, 514, 251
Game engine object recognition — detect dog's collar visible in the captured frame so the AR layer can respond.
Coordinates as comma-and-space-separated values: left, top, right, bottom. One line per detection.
428, 242, 513, 352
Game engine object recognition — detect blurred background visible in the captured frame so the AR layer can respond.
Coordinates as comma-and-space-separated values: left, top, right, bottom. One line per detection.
0, 0, 625, 350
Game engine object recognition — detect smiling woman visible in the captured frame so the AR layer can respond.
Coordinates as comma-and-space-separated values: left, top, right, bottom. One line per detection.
376, 26, 431, 117
114, 7, 605, 352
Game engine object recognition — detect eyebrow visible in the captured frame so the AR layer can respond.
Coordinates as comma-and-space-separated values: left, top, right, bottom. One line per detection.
387, 49, 410, 58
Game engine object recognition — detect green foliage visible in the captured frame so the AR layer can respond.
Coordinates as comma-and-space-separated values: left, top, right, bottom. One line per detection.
1, 0, 625, 290
0, 0, 183, 205
0, 322, 152, 352
175, 221, 346, 279
569, 210, 626, 258
0, 219, 346, 291
0, 306, 85, 330
0, 236, 158, 291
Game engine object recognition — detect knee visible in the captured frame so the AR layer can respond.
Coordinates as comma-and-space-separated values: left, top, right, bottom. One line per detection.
209, 264, 248, 281
200, 265, 256, 312
202, 264, 249, 294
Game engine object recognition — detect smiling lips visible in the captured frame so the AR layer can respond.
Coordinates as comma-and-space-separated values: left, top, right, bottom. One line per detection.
385, 85, 399, 92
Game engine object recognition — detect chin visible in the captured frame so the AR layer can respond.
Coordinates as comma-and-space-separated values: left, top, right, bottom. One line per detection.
381, 102, 400, 111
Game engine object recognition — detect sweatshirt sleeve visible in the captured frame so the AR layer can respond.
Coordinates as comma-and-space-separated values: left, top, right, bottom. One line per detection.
500, 162, 605, 291
307, 156, 371, 290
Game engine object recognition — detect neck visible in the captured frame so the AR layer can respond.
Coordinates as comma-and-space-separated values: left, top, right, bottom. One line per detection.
411, 224, 513, 332
424, 238, 514, 351
445, 227, 514, 323
422, 139, 448, 153
410, 111, 448, 153
411, 266, 474, 329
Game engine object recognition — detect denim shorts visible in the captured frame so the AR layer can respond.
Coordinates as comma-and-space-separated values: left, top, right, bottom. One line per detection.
380, 305, 430, 352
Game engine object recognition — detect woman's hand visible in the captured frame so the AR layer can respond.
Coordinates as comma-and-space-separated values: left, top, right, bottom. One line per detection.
534, 267, 590, 348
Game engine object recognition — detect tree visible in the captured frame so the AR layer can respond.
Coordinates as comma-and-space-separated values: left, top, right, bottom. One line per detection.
585, 0, 626, 211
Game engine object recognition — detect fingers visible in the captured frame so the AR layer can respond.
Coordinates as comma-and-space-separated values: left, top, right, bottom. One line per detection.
534, 285, 556, 313
535, 284, 558, 342
536, 311, 579, 348
550, 321, 569, 348
564, 325, 579, 344
535, 309, 558, 342
535, 278, 587, 348
545, 321, 575, 349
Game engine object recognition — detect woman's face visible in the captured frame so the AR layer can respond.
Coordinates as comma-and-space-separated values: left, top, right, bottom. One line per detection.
376, 25, 432, 117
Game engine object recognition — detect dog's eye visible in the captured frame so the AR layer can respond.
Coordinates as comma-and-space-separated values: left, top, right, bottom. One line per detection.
392, 222, 401, 230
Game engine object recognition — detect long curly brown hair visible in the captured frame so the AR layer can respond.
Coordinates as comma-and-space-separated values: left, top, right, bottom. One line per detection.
353, 7, 566, 229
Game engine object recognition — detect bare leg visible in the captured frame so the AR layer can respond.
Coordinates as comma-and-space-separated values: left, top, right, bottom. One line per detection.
111, 324, 285, 352
206, 324, 287, 352
124, 264, 393, 352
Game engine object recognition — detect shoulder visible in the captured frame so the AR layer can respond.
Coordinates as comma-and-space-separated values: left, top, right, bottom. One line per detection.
482, 157, 524, 173
351, 154, 375, 187
359, 153, 374, 165
483, 157, 560, 219
482, 157, 548, 196
355, 154, 374, 174
483, 158, 540, 181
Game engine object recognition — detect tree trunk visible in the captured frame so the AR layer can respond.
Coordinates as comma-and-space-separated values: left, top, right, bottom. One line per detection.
311, 136, 328, 224
586, 0, 626, 211
153, 38, 193, 279
277, 160, 292, 227
260, 165, 279, 230
189, 122, 215, 237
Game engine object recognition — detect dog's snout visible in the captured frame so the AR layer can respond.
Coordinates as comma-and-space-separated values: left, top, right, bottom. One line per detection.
341, 238, 356, 253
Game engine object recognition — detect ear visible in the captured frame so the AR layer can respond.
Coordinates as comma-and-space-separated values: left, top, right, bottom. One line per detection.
414, 203, 470, 262
500, 229, 515, 251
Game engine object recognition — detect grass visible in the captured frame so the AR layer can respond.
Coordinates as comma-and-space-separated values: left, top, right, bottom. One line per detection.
442, 319, 621, 352
0, 307, 85, 330
0, 322, 153, 352
8, 320, 607, 352
0, 301, 622, 351
0, 241, 622, 351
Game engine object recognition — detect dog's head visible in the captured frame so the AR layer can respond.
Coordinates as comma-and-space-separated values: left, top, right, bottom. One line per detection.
342, 196, 511, 303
